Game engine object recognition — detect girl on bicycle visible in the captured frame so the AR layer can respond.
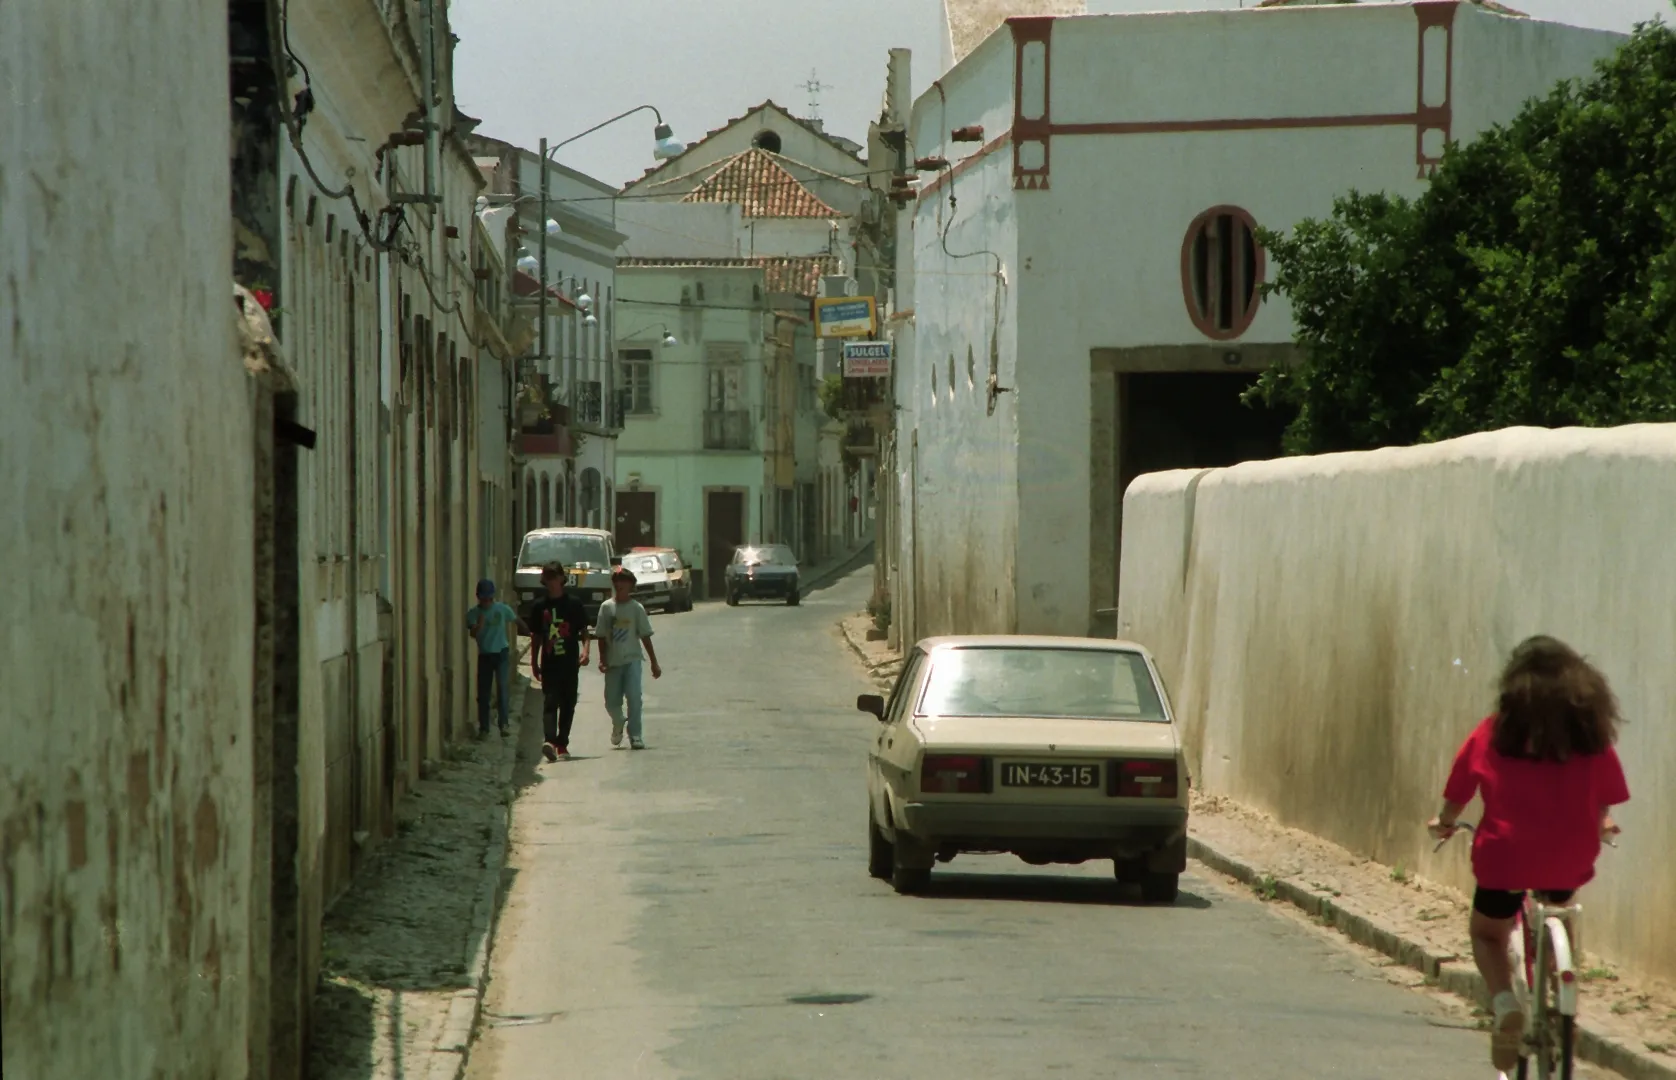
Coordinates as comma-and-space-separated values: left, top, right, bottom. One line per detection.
1427, 635, 1628, 1072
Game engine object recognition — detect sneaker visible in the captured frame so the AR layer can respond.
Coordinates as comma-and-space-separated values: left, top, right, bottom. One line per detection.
500, 725, 510, 738
555, 745, 570, 760
630, 739, 646, 750
1490, 990, 1525, 1072
610, 722, 625, 747
541, 742, 558, 763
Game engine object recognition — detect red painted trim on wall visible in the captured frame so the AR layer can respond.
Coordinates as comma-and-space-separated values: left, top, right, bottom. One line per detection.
1009, 17, 1055, 191
1053, 112, 1418, 137
1414, 1, 1459, 176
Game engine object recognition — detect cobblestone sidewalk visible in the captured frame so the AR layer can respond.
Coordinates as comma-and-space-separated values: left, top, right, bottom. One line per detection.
305, 669, 531, 1080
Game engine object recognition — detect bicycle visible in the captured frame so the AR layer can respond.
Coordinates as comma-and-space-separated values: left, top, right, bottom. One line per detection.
1431, 821, 1614, 1080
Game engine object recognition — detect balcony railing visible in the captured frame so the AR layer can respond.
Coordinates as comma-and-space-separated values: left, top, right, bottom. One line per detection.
703, 409, 754, 451
576, 381, 603, 426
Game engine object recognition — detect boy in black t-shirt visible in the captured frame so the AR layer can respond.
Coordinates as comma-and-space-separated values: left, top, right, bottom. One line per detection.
528, 562, 591, 761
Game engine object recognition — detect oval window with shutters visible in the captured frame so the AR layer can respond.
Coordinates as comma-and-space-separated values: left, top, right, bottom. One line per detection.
1180, 206, 1264, 340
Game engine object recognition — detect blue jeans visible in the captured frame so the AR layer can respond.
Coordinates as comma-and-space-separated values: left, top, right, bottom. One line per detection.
603, 661, 644, 742
477, 648, 511, 732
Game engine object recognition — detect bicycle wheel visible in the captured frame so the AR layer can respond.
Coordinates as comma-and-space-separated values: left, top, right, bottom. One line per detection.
1529, 918, 1576, 1080
1513, 913, 1535, 1080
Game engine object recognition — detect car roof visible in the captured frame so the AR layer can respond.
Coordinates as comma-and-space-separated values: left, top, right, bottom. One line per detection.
522, 527, 613, 540
913, 634, 1154, 656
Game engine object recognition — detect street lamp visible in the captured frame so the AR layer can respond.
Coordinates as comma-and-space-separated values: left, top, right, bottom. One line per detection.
537, 105, 683, 423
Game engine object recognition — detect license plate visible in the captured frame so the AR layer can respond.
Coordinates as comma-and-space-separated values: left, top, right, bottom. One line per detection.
1000, 762, 1100, 789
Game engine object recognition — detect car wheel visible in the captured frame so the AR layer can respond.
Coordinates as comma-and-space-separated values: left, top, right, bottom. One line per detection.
868, 811, 893, 880
725, 589, 738, 607
786, 590, 800, 607
1140, 871, 1179, 904
1113, 857, 1146, 886
891, 843, 931, 895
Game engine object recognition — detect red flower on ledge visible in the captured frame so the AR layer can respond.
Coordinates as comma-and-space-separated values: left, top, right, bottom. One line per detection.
252, 289, 275, 311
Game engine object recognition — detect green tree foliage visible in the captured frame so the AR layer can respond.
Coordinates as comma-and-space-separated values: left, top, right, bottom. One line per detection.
1248, 16, 1676, 454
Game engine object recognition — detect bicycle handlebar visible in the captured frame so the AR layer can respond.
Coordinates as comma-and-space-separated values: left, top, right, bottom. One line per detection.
1429, 819, 1619, 853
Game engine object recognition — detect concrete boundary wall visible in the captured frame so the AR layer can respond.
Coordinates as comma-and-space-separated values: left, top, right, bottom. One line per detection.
1117, 425, 1676, 982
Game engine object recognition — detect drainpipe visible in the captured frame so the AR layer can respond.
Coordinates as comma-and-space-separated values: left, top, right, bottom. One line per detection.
419, 0, 440, 204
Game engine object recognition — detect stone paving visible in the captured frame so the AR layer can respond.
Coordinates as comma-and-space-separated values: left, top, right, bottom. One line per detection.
305, 661, 530, 1080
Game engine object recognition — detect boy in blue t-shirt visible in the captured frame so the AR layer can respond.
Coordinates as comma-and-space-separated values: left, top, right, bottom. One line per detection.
465, 579, 524, 736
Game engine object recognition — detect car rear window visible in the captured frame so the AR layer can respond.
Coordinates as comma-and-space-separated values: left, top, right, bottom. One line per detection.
916, 647, 1168, 722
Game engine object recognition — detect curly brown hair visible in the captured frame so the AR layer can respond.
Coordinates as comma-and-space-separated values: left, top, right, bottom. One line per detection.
1493, 635, 1619, 762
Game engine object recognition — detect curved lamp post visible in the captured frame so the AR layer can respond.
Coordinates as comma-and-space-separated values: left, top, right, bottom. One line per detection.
538, 105, 684, 391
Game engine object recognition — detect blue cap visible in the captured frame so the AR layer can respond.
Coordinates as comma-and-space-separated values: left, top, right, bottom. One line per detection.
476, 578, 496, 599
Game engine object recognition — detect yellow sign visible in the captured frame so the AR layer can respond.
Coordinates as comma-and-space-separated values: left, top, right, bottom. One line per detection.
813, 296, 877, 338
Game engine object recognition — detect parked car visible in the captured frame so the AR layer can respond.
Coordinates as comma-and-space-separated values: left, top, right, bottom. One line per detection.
513, 527, 619, 619
724, 544, 800, 606
623, 550, 674, 612
631, 547, 693, 612
858, 636, 1189, 902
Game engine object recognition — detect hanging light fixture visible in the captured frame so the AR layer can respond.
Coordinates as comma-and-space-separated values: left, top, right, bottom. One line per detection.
584, 313, 599, 327
516, 253, 538, 274
662, 328, 679, 347
545, 218, 562, 236
653, 122, 685, 161
576, 291, 593, 311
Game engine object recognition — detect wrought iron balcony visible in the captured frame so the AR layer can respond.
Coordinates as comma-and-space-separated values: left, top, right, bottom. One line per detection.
703, 409, 754, 451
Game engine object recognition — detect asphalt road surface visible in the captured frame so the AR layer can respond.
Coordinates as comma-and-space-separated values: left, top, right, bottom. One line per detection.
466, 570, 1580, 1080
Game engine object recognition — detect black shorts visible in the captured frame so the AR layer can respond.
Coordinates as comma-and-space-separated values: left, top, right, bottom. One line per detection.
1472, 887, 1576, 920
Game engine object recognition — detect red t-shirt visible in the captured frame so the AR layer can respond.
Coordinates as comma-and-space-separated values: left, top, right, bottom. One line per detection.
1443, 715, 1629, 892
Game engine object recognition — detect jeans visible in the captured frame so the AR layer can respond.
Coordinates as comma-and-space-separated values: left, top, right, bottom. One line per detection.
603, 661, 644, 742
541, 656, 580, 748
476, 648, 511, 732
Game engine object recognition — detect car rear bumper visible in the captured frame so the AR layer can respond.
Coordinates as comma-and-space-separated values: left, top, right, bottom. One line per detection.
898, 801, 1187, 846
730, 577, 798, 598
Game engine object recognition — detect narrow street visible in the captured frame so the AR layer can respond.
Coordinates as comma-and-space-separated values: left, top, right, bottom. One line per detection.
467, 572, 1519, 1080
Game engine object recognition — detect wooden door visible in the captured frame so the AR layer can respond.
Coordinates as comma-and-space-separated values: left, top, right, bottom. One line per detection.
616, 490, 656, 550
705, 490, 744, 599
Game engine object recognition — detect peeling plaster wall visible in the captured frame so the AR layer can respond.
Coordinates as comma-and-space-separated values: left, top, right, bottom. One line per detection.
1, 5, 255, 1078
1118, 426, 1676, 983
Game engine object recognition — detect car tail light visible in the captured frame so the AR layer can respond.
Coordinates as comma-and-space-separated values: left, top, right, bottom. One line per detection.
921, 754, 990, 794
1108, 758, 1178, 798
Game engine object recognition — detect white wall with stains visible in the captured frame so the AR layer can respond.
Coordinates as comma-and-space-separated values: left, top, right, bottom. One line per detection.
1118, 425, 1676, 984
0, 5, 255, 1077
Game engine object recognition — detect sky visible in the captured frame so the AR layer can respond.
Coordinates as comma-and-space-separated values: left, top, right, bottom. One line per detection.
450, 0, 1672, 189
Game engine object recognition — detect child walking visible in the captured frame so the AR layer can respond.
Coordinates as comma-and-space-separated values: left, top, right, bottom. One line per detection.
465, 579, 522, 737
595, 567, 661, 749
1427, 635, 1629, 1072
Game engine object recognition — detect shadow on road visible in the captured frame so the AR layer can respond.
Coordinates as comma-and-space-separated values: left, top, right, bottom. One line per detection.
909, 871, 1215, 910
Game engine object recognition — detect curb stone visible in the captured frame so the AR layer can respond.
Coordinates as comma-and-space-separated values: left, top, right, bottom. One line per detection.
836, 614, 898, 691
1187, 836, 1676, 1080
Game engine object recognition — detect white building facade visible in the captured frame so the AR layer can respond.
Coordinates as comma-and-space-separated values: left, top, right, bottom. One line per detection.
892, 1, 1625, 644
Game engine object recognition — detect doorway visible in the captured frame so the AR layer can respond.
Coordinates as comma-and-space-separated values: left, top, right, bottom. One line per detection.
704, 489, 745, 599
1118, 371, 1290, 492
616, 489, 656, 550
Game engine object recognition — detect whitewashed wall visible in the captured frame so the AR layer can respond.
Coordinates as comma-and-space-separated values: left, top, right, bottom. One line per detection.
1118, 425, 1676, 983
1, 5, 254, 1077
899, 28, 1023, 643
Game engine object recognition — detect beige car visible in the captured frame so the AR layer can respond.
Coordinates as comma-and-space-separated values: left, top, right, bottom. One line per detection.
859, 636, 1190, 902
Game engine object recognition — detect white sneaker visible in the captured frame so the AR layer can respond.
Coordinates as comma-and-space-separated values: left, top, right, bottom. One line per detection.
611, 722, 625, 747
1490, 990, 1525, 1072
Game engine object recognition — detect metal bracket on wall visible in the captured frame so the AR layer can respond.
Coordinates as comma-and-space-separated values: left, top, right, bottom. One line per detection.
276, 418, 318, 449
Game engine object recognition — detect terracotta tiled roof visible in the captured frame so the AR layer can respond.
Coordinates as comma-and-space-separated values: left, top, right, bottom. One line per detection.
1254, 0, 1526, 12
617, 255, 841, 298
624, 100, 864, 191
681, 149, 839, 218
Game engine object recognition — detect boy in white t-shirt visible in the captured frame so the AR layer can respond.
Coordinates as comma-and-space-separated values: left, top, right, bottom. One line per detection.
594, 567, 662, 749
